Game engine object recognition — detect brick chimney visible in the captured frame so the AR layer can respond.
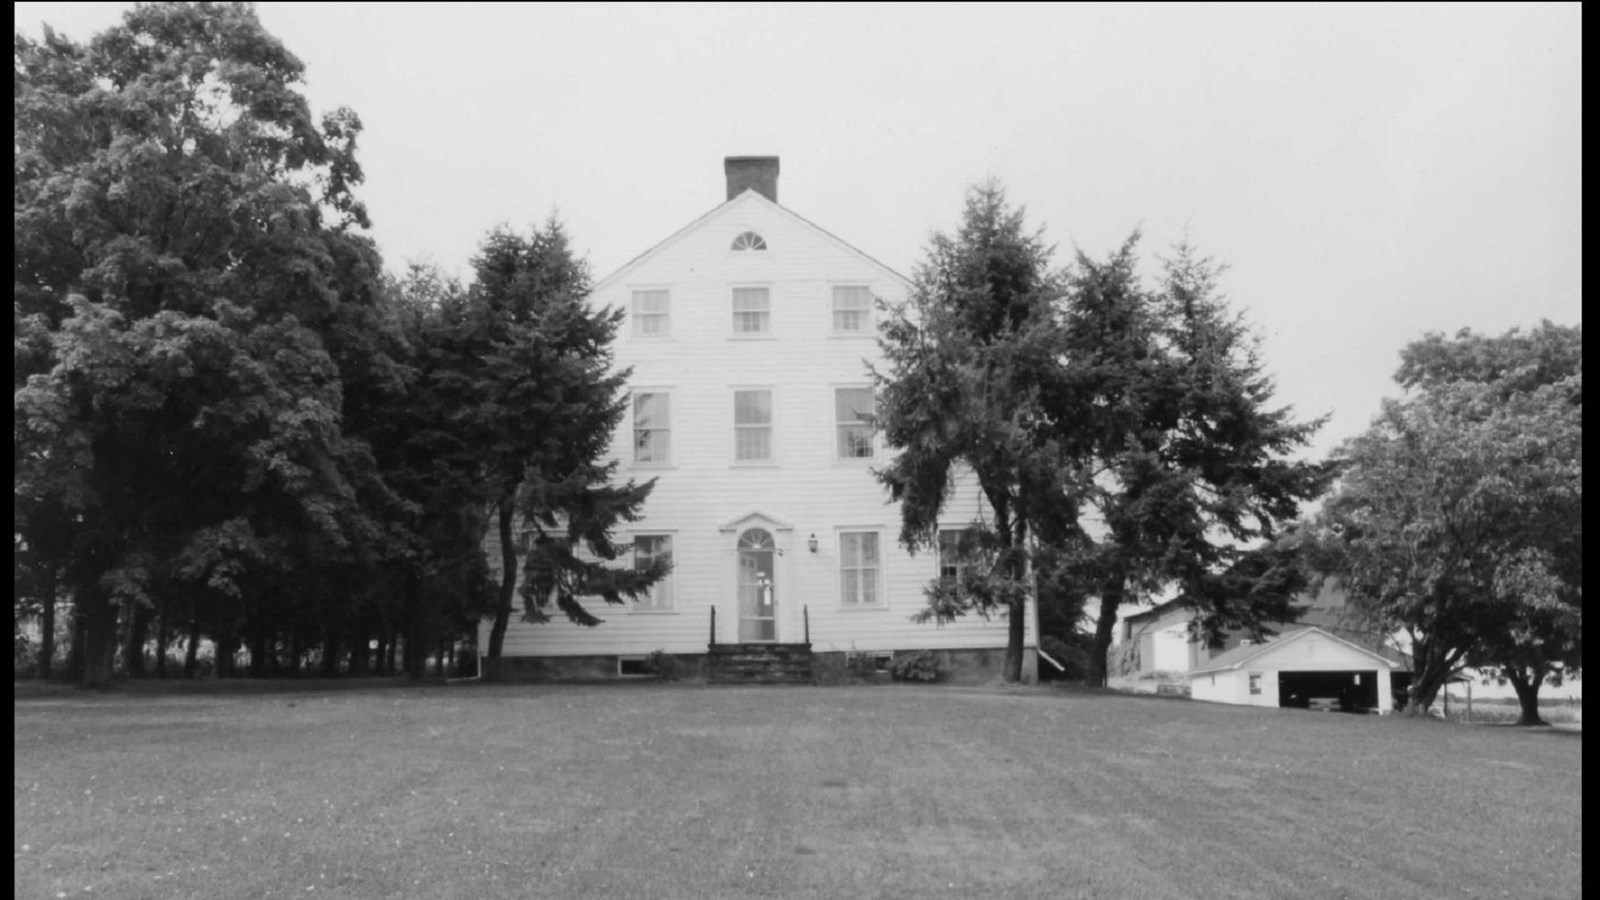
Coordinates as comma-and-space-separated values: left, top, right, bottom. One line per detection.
725, 156, 779, 203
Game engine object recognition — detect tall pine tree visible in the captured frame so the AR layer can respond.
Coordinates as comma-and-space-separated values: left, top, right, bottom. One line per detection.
1061, 241, 1334, 685
449, 223, 667, 680
874, 182, 1086, 682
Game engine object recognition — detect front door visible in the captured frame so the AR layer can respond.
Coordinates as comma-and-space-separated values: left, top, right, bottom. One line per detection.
737, 528, 777, 642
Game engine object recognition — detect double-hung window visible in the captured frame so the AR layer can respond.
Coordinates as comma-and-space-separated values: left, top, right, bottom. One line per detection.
839, 532, 881, 606
633, 535, 673, 611
938, 529, 977, 583
734, 389, 773, 462
632, 289, 670, 336
732, 287, 771, 335
633, 392, 670, 464
835, 387, 875, 459
832, 285, 873, 333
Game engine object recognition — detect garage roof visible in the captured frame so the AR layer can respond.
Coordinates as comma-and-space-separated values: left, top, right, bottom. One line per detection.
1187, 627, 1402, 677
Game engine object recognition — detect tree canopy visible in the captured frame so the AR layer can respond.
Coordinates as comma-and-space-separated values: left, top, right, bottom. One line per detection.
15, 2, 400, 686
875, 184, 1330, 684
874, 182, 1084, 682
451, 223, 667, 680
13, 4, 658, 687
1315, 323, 1582, 721
1059, 241, 1335, 684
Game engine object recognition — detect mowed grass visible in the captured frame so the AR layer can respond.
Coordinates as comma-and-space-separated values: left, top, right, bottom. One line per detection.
14, 681, 1582, 900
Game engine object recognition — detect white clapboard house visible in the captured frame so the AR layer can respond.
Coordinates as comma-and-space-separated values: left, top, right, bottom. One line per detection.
480, 157, 1036, 683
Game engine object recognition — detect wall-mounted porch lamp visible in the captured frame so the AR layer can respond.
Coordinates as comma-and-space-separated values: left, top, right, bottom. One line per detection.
808, 533, 819, 553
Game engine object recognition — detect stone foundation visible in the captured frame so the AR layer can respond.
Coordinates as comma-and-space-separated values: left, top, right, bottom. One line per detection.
487, 646, 1037, 685
488, 653, 707, 683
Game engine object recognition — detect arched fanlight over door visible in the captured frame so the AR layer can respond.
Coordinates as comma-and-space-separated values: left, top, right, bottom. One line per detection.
738, 528, 775, 551
731, 231, 768, 251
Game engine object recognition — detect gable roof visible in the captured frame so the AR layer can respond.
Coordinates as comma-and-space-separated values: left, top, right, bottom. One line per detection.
1187, 627, 1402, 677
593, 189, 911, 293
1122, 598, 1189, 628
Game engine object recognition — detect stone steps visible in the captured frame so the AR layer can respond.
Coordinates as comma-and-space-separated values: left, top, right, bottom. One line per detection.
707, 642, 814, 685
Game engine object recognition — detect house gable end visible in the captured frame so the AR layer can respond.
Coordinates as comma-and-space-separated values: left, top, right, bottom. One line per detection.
595, 191, 909, 295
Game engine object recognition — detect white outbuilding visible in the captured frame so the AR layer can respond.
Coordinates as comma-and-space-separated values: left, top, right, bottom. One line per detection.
1188, 627, 1400, 713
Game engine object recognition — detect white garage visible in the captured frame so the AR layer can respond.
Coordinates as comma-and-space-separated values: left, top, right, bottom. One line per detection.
1188, 627, 1399, 713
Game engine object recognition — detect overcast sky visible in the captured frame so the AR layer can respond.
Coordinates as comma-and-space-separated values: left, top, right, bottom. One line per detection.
16, 3, 1583, 462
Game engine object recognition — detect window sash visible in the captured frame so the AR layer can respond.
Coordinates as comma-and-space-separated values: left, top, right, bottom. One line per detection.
734, 390, 772, 461
835, 387, 875, 458
832, 286, 872, 332
840, 532, 880, 605
634, 535, 673, 610
938, 529, 975, 581
632, 290, 670, 336
732, 288, 771, 334
633, 393, 670, 463
734, 428, 771, 461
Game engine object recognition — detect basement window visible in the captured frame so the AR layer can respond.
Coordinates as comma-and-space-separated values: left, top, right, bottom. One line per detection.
618, 657, 651, 677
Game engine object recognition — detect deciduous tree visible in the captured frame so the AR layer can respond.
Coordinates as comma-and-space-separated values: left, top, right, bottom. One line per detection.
14, 2, 396, 685
1317, 324, 1581, 721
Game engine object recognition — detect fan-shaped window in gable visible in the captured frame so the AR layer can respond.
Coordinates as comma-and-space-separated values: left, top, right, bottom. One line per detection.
731, 231, 768, 251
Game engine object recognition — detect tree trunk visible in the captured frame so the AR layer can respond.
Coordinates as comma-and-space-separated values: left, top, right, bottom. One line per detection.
154, 622, 168, 679
485, 492, 519, 682
1507, 668, 1548, 726
154, 595, 168, 679
66, 614, 85, 683
405, 577, 433, 680
36, 567, 57, 681
1401, 644, 1454, 715
1005, 594, 1026, 683
76, 584, 117, 689
1403, 675, 1448, 716
248, 630, 269, 677
374, 629, 389, 676
184, 615, 201, 678
321, 630, 342, 678
1087, 573, 1125, 688
124, 602, 151, 678
349, 633, 369, 676
215, 626, 239, 678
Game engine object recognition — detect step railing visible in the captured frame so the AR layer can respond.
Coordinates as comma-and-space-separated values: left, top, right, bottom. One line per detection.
707, 604, 812, 649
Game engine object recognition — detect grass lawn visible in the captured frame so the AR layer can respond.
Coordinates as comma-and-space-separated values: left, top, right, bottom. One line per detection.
14, 681, 1582, 900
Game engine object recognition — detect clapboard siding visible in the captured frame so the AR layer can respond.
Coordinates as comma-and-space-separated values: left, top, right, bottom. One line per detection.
484, 190, 1033, 658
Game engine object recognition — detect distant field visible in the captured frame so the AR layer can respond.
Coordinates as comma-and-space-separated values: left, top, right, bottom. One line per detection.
13, 681, 1583, 900
1438, 697, 1583, 725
